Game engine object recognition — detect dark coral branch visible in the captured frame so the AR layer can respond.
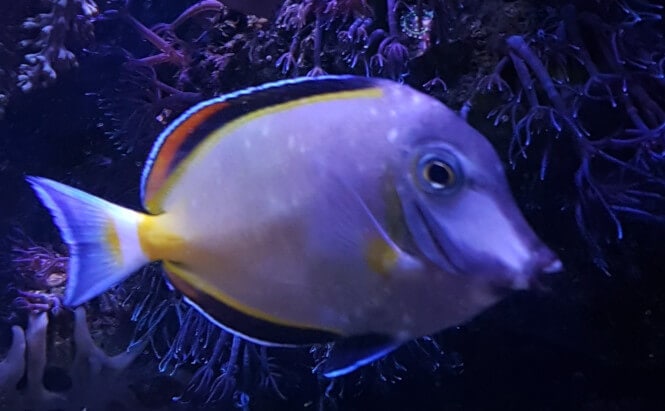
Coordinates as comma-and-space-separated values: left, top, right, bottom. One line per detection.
157, 0, 224, 33
469, 1, 665, 266
506, 35, 574, 123
126, 14, 188, 67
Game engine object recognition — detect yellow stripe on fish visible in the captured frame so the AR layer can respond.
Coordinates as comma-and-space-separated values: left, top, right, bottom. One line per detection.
163, 261, 343, 345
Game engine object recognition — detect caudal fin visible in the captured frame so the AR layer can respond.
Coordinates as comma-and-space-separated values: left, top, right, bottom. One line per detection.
26, 176, 149, 306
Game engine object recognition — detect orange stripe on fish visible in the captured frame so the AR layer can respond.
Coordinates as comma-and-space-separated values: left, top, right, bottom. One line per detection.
143, 101, 229, 211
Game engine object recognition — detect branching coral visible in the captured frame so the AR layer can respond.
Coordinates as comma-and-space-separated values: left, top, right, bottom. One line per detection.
0, 0, 99, 117
466, 0, 665, 268
0, 308, 159, 411
125, 267, 287, 407
18, 0, 99, 92
93, 61, 204, 154
275, 0, 433, 80
101, 0, 272, 91
275, 0, 374, 77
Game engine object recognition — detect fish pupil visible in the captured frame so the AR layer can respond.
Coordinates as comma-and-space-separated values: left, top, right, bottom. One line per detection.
425, 161, 454, 188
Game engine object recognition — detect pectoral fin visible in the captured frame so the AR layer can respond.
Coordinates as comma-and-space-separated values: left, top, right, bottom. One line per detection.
319, 334, 402, 378
324, 175, 423, 277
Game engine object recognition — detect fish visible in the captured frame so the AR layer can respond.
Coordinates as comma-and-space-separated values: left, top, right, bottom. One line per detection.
27, 75, 562, 378
222, 0, 283, 18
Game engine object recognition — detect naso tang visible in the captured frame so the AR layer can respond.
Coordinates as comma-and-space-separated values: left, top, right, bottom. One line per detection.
27, 75, 562, 378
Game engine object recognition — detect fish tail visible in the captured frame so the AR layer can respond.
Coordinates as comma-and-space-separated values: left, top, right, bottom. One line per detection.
26, 176, 150, 307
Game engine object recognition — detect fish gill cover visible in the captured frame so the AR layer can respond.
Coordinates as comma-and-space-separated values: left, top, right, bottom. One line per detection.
0, 0, 663, 410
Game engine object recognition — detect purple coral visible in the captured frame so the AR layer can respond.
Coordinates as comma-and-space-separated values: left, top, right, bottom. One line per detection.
469, 0, 665, 267
274, 0, 380, 77
362, 0, 412, 80
9, 231, 68, 315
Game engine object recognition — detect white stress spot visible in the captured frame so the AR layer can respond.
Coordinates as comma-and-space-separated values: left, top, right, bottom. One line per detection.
386, 128, 399, 143
411, 94, 423, 105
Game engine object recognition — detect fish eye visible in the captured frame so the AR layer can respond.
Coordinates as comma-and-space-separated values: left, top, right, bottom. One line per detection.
416, 151, 462, 193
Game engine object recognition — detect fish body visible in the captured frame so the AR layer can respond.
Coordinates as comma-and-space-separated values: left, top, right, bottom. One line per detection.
28, 75, 561, 377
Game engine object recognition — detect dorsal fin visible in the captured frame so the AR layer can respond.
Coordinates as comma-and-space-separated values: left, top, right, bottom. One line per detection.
140, 75, 382, 213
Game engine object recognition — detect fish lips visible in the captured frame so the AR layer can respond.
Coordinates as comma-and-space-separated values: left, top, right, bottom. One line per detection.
397, 183, 562, 291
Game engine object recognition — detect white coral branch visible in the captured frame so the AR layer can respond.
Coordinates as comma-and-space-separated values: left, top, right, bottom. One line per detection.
0, 308, 162, 411
17, 0, 98, 92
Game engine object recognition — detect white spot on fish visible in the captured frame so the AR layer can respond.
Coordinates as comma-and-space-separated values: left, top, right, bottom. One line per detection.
287, 135, 296, 150
369, 107, 379, 116
261, 126, 270, 137
387, 128, 399, 143
389, 109, 397, 118
267, 195, 280, 208
244, 139, 252, 149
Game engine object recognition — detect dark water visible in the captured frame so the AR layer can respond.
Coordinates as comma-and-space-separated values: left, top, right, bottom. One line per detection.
1, 1, 664, 410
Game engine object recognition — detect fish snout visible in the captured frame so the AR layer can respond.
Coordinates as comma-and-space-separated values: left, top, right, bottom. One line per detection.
513, 243, 563, 291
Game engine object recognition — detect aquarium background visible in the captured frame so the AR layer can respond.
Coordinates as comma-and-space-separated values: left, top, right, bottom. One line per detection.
0, 1, 664, 410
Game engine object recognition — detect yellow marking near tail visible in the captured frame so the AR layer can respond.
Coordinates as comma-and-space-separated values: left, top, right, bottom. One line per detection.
366, 238, 398, 277
137, 215, 187, 261
104, 221, 122, 264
